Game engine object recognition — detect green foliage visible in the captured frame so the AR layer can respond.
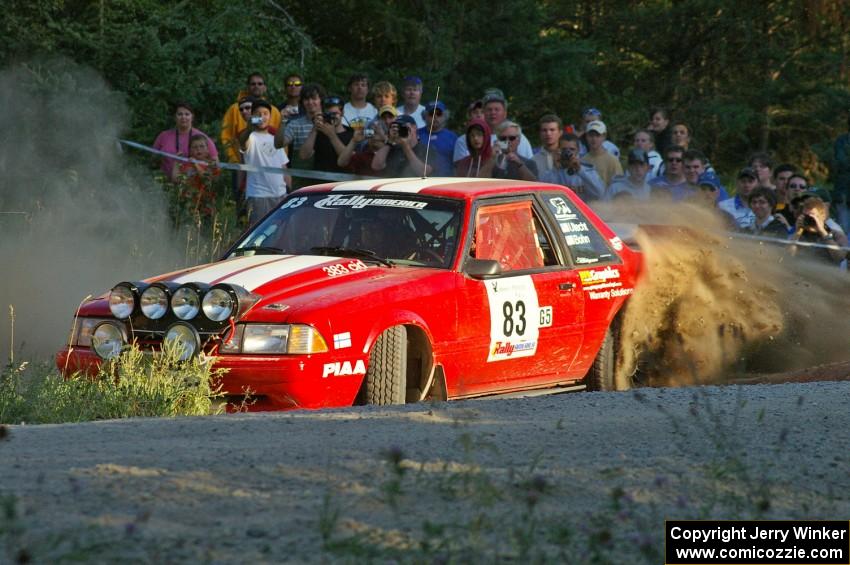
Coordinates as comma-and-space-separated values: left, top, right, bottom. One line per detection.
0, 341, 225, 424
3, 1, 850, 177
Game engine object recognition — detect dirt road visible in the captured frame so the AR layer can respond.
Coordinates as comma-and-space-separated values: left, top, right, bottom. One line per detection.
2, 380, 849, 562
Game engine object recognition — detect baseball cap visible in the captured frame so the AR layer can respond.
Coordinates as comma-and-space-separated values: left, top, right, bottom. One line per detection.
378, 105, 399, 117
395, 114, 417, 126
425, 101, 446, 114
627, 148, 649, 164
467, 99, 483, 113
799, 187, 832, 203
697, 171, 722, 191
586, 120, 607, 135
482, 88, 506, 105
737, 166, 758, 180
402, 75, 422, 86
582, 107, 602, 118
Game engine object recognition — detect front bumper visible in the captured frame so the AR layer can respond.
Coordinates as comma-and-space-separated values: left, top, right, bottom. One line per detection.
56, 347, 366, 411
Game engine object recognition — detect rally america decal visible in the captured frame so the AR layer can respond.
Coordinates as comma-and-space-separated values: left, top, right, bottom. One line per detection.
578, 266, 633, 300
485, 275, 540, 362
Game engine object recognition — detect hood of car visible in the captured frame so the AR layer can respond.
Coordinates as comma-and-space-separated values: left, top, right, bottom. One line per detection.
77, 254, 443, 318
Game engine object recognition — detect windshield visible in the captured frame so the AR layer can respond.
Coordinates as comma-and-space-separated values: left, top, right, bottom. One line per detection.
230, 193, 464, 269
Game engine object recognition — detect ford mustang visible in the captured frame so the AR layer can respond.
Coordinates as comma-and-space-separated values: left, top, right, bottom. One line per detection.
57, 178, 642, 410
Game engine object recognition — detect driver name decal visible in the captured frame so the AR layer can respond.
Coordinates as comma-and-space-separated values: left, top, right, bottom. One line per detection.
484, 275, 540, 362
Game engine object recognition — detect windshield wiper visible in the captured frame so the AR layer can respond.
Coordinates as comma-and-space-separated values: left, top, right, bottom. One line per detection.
310, 246, 395, 267
231, 245, 287, 256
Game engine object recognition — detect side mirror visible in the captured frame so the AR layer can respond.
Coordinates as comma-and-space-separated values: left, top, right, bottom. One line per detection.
464, 258, 502, 279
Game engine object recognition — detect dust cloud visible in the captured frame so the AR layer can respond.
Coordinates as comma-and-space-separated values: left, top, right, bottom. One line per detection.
595, 201, 850, 388
0, 58, 195, 362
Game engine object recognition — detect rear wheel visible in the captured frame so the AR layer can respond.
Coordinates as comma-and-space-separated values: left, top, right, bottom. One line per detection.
587, 325, 615, 391
365, 326, 408, 405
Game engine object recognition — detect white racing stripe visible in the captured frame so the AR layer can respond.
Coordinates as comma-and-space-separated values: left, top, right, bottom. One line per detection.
375, 177, 494, 193
172, 255, 287, 285
332, 177, 496, 194
173, 255, 335, 291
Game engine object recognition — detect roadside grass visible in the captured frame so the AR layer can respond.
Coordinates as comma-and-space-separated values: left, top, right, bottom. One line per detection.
0, 339, 226, 425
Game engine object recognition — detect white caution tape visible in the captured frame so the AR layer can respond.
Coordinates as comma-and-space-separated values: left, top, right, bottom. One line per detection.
119, 139, 376, 182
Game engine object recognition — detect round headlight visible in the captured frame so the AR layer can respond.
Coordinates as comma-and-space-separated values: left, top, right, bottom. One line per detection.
140, 286, 169, 319
91, 322, 125, 360
171, 286, 200, 320
164, 323, 200, 361
202, 288, 235, 322
108, 285, 135, 319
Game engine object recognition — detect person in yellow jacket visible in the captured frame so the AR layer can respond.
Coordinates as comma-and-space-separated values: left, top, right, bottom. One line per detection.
220, 73, 282, 163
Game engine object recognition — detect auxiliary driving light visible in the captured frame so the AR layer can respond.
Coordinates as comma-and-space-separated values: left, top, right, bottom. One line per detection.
171, 285, 203, 320
140, 285, 169, 319
108, 282, 140, 319
91, 322, 126, 360
201, 286, 236, 322
164, 323, 201, 361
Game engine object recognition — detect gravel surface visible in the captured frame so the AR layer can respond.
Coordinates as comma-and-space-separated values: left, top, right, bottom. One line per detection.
2, 382, 849, 562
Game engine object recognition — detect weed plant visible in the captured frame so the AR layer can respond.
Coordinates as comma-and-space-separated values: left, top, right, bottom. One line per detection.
0, 339, 225, 424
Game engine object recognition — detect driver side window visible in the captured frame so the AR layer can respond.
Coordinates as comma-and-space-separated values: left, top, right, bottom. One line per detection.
472, 200, 557, 272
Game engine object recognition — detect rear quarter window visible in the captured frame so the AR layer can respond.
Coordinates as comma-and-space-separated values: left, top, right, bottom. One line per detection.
543, 194, 614, 266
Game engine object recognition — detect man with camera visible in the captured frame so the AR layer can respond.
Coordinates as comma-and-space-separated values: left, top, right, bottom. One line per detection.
275, 83, 326, 190
238, 99, 289, 225
539, 133, 605, 202
371, 115, 432, 177
417, 101, 458, 177
298, 96, 354, 175
492, 121, 537, 181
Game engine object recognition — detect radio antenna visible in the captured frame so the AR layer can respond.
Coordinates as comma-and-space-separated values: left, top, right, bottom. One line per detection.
422, 85, 440, 179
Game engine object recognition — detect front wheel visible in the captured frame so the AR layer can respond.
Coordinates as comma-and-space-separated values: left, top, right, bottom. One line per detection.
364, 326, 408, 405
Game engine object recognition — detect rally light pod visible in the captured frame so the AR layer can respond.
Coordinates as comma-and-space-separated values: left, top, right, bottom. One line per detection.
108, 281, 147, 320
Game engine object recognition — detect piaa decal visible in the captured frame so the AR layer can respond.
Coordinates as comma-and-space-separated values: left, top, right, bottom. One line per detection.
323, 360, 366, 378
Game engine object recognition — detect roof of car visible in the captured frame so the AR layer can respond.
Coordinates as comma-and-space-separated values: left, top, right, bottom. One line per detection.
296, 177, 565, 201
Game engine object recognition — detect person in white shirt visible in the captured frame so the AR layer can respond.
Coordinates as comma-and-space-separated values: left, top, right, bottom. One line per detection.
239, 99, 289, 225
342, 73, 377, 128
396, 76, 426, 129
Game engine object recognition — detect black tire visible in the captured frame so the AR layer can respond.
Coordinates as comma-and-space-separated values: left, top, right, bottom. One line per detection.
365, 326, 408, 405
587, 325, 615, 391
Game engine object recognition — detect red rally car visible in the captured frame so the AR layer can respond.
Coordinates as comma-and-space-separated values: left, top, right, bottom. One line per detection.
57, 178, 643, 410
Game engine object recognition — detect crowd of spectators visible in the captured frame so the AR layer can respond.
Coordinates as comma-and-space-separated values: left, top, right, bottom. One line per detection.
151, 71, 850, 267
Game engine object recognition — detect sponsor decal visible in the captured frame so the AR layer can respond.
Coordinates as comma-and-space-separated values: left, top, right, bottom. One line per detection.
610, 236, 624, 251
559, 221, 589, 233
565, 234, 591, 246
579, 266, 621, 289
575, 256, 600, 264
484, 275, 540, 362
322, 359, 366, 378
588, 287, 634, 300
491, 340, 538, 357
323, 259, 369, 277
333, 332, 352, 349
548, 197, 577, 220
314, 194, 428, 210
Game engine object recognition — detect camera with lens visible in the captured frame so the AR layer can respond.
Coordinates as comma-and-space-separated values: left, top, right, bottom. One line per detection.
560, 148, 578, 174
322, 112, 338, 124
495, 140, 509, 152
392, 120, 409, 138
363, 128, 375, 138
250, 116, 263, 126
802, 215, 818, 229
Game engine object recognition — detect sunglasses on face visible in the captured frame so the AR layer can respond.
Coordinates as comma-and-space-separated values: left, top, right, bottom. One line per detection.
667, 157, 683, 163
498, 135, 518, 142
286, 80, 302, 87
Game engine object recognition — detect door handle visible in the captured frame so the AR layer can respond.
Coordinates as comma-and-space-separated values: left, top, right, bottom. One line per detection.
559, 282, 575, 291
